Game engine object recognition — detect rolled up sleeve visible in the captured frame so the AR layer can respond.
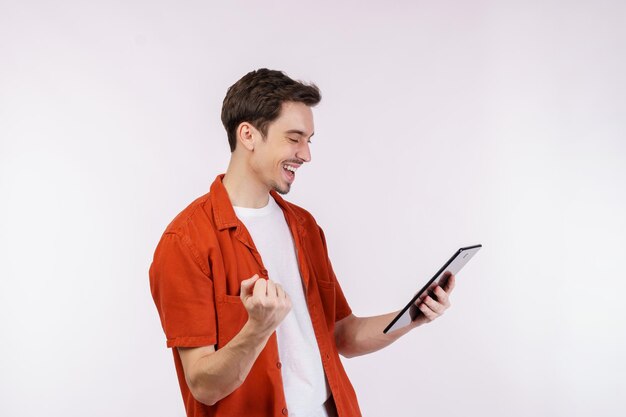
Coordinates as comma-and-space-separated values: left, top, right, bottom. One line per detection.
149, 232, 217, 348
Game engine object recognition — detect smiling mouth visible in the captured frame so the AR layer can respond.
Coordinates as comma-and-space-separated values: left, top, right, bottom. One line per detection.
282, 164, 300, 182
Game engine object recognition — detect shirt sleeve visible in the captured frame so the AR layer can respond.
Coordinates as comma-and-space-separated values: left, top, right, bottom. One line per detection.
318, 226, 352, 322
149, 232, 217, 348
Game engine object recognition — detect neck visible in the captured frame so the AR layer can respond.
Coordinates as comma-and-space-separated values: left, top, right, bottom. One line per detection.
222, 157, 271, 208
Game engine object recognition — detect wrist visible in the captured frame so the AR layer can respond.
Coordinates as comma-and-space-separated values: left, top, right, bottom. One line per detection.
241, 319, 274, 344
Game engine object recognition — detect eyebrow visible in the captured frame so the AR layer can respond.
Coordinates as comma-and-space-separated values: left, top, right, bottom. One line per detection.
285, 129, 315, 138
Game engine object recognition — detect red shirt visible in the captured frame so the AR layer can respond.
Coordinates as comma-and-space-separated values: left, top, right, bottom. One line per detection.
149, 174, 362, 417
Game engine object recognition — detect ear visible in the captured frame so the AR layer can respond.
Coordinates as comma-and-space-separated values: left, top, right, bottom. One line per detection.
237, 122, 260, 152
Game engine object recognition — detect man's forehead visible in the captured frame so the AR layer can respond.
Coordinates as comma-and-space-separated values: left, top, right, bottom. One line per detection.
273, 102, 315, 136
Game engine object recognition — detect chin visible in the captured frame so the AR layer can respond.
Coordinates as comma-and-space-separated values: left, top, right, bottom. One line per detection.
271, 181, 291, 195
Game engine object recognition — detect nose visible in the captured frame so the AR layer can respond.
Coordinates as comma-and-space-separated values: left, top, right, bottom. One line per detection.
296, 141, 312, 163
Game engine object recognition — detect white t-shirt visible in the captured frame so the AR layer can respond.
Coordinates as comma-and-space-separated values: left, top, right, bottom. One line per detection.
234, 196, 330, 417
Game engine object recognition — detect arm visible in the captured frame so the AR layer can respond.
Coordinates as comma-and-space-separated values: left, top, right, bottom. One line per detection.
178, 275, 291, 405
334, 274, 455, 358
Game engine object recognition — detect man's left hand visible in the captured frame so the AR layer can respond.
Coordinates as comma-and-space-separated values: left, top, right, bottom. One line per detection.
410, 273, 455, 328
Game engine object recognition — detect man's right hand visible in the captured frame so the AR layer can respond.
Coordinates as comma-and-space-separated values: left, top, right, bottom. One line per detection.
177, 274, 292, 406
240, 274, 292, 337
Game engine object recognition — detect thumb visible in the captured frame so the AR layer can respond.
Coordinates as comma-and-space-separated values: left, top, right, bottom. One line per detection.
240, 274, 260, 299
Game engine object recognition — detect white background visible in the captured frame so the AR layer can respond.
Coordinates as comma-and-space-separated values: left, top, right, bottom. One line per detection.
1, 1, 625, 416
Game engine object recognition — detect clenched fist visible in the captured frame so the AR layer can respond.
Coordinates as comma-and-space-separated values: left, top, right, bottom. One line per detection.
240, 274, 292, 337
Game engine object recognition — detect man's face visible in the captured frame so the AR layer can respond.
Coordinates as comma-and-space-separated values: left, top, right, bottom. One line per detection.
250, 101, 314, 195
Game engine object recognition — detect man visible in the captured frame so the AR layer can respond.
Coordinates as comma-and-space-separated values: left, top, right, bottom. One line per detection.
149, 69, 455, 417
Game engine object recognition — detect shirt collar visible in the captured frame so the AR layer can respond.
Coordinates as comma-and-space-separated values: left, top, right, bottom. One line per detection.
209, 174, 305, 230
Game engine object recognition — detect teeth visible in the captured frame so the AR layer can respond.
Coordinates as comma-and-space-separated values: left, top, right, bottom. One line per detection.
283, 165, 297, 173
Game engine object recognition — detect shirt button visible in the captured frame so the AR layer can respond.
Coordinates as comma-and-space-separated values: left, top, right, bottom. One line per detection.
282, 407, 288, 415
325, 353, 330, 360
276, 361, 282, 369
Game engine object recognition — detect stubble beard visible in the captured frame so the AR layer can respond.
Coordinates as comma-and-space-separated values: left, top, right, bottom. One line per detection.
268, 172, 291, 195
271, 181, 291, 195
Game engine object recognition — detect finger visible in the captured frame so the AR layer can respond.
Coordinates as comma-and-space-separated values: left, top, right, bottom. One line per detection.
276, 284, 290, 309
443, 274, 456, 293
413, 293, 427, 307
433, 286, 450, 307
416, 290, 429, 303
252, 278, 267, 299
418, 300, 438, 321
266, 280, 276, 298
275, 283, 285, 298
240, 274, 260, 298
425, 283, 438, 300
423, 295, 446, 315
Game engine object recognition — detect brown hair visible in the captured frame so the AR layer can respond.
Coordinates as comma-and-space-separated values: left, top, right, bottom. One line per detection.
221, 68, 321, 152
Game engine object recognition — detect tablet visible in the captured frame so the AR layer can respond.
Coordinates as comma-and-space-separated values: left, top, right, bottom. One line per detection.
383, 244, 482, 334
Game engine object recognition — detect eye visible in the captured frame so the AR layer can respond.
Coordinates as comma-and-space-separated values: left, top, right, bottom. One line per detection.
288, 137, 299, 143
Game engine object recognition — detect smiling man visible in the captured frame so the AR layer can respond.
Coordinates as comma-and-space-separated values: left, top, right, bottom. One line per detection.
149, 69, 455, 417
